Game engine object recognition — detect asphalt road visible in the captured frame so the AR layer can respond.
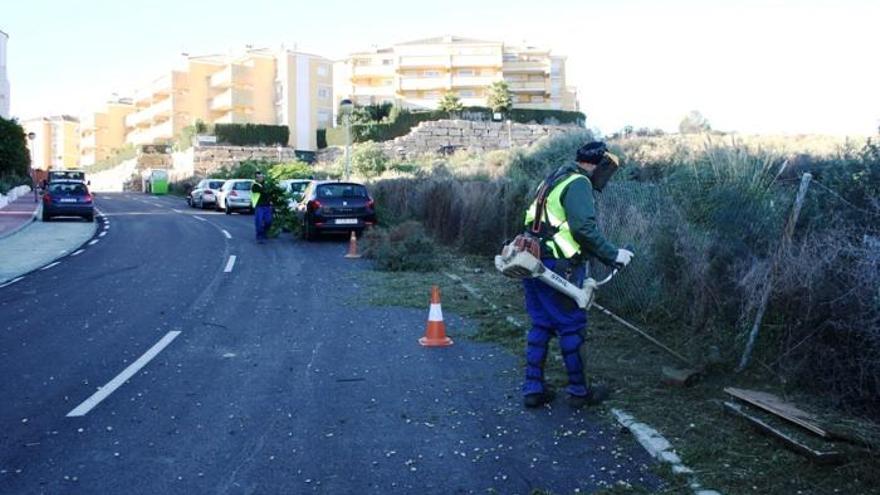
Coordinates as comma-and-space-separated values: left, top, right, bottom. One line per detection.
0, 193, 661, 494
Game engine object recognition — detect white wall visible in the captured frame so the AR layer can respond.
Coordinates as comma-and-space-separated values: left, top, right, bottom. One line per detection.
0, 31, 10, 119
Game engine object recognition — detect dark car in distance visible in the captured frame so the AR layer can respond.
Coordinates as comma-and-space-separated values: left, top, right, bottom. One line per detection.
42, 180, 94, 222
296, 181, 376, 240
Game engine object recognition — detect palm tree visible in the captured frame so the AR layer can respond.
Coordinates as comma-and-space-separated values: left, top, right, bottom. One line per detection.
487, 81, 512, 115
438, 92, 464, 118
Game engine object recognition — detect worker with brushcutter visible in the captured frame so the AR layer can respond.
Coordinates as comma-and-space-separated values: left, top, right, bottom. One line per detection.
519, 141, 634, 409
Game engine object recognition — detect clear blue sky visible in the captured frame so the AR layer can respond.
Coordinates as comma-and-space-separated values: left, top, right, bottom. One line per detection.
3, 0, 878, 135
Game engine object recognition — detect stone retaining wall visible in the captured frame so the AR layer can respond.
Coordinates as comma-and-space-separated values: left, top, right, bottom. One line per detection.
385, 119, 579, 158
192, 146, 298, 175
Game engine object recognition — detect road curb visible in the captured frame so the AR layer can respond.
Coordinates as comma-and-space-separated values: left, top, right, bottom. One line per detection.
0, 202, 39, 241
0, 211, 101, 286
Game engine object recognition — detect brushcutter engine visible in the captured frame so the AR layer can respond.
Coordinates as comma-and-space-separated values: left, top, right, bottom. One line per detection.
494, 235, 622, 309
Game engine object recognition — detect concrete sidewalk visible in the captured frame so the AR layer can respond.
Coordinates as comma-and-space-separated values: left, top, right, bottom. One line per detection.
0, 193, 39, 240
0, 215, 98, 285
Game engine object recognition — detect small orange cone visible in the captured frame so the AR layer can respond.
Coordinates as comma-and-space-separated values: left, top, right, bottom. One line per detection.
344, 231, 361, 259
419, 285, 453, 347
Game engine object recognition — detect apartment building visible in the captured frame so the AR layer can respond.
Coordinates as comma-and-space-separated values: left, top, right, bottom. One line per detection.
23, 115, 80, 170
0, 29, 9, 119
80, 99, 136, 167
336, 36, 579, 112
121, 49, 332, 151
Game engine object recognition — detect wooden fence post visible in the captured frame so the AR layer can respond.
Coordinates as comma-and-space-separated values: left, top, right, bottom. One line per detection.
737, 172, 813, 372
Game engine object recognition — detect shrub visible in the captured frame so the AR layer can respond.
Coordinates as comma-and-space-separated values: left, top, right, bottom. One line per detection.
0, 116, 31, 180
214, 123, 289, 146
362, 221, 439, 272
269, 161, 313, 180
351, 142, 389, 178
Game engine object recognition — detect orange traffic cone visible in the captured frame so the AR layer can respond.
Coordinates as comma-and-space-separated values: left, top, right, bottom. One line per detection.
419, 285, 453, 347
344, 231, 361, 259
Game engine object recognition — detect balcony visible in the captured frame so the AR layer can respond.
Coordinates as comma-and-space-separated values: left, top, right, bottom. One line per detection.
451, 55, 502, 68
503, 60, 549, 73
451, 75, 497, 88
352, 65, 395, 78
210, 88, 253, 112
398, 56, 449, 68
125, 98, 173, 128
400, 77, 448, 91
126, 120, 174, 145
507, 81, 548, 93
212, 111, 251, 124
210, 64, 252, 89
352, 85, 396, 97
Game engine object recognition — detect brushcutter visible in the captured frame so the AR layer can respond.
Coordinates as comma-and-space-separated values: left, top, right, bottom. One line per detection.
495, 236, 696, 370
494, 237, 623, 310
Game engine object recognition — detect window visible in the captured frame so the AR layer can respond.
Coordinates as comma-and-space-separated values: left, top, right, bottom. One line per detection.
457, 69, 474, 77
382, 59, 393, 66
425, 91, 441, 99
318, 86, 331, 100
233, 181, 253, 191
459, 90, 475, 98
382, 79, 393, 86
317, 184, 368, 198
423, 70, 440, 78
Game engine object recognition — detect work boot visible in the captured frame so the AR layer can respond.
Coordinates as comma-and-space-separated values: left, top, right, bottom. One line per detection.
568, 384, 611, 409
523, 390, 556, 409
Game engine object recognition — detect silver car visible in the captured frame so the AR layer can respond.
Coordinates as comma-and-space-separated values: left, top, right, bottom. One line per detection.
188, 179, 227, 209
278, 179, 313, 211
216, 179, 254, 214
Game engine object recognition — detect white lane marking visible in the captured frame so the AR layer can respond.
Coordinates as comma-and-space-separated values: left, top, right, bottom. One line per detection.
98, 232, 107, 238
41, 262, 61, 271
224, 255, 237, 273
71, 249, 85, 256
66, 331, 182, 417
0, 277, 25, 289
222, 229, 231, 239
172, 209, 183, 214
88, 239, 99, 246
193, 215, 207, 222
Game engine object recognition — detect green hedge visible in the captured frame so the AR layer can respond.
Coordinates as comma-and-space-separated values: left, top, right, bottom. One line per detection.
326, 106, 586, 145
0, 116, 31, 180
214, 123, 290, 146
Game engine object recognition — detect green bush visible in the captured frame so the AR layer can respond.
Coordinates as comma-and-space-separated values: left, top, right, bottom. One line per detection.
269, 161, 313, 180
362, 221, 439, 272
351, 142, 389, 178
214, 123, 289, 146
0, 116, 31, 181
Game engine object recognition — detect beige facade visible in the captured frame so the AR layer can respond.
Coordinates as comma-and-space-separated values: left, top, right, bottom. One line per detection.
0, 29, 9, 119
23, 115, 80, 170
118, 49, 332, 151
337, 36, 579, 112
80, 99, 136, 167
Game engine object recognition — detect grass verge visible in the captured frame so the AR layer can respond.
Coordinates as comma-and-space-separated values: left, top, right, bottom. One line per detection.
359, 250, 880, 495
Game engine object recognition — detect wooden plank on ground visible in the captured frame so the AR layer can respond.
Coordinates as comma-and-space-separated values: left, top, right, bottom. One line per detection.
724, 387, 830, 438
723, 401, 845, 465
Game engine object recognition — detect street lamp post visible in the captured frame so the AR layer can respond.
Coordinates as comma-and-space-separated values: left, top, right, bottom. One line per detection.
26, 132, 37, 202
339, 98, 353, 181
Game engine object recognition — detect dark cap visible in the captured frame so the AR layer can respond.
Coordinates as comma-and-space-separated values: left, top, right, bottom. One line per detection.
576, 141, 608, 165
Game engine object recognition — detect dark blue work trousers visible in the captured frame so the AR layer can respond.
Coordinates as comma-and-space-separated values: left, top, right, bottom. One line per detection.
522, 258, 589, 397
254, 206, 273, 240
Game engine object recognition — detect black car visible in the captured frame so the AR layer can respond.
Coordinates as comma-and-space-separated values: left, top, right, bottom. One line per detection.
296, 181, 376, 240
42, 180, 95, 222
